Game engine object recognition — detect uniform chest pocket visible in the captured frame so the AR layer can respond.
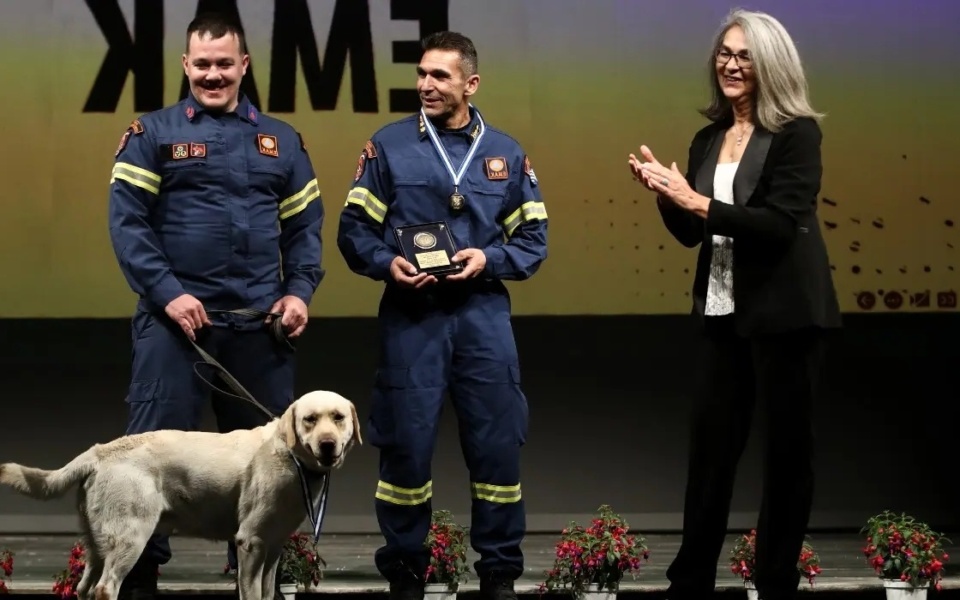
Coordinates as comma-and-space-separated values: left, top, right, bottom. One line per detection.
250, 165, 288, 192
464, 187, 506, 218
157, 140, 209, 172
162, 159, 206, 173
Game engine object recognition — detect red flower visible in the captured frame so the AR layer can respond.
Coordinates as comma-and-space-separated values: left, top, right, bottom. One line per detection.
729, 531, 821, 586
424, 510, 469, 587
538, 505, 649, 597
277, 533, 326, 588
861, 511, 952, 591
51, 542, 87, 599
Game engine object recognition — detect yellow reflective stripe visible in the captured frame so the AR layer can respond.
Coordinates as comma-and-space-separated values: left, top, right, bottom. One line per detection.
344, 187, 387, 224
470, 482, 522, 503
375, 480, 433, 506
502, 201, 548, 237
279, 178, 320, 220
110, 162, 161, 195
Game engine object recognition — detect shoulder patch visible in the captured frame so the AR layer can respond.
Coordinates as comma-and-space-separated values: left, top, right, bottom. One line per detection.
363, 140, 377, 159
115, 130, 131, 157
523, 155, 538, 186
354, 152, 367, 182
130, 119, 144, 135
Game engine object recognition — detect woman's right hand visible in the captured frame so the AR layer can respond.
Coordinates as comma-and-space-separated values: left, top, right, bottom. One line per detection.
628, 148, 656, 192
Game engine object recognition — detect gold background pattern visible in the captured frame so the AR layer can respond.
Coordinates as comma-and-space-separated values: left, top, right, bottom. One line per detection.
0, 0, 956, 317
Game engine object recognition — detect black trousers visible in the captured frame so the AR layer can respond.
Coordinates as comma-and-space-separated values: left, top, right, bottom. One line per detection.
666, 315, 827, 600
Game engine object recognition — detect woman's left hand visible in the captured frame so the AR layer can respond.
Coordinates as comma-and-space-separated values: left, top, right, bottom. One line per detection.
637, 146, 710, 216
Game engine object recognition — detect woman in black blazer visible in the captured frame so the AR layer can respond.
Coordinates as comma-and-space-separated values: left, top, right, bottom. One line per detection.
628, 9, 841, 600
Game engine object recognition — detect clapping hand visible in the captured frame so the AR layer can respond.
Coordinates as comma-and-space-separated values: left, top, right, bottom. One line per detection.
629, 145, 706, 214
628, 145, 663, 192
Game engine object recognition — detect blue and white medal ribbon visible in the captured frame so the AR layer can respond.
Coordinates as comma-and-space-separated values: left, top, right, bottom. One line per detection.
420, 104, 486, 210
292, 456, 330, 544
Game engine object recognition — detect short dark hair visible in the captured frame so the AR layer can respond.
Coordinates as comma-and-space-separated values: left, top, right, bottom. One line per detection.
422, 31, 478, 76
186, 12, 247, 55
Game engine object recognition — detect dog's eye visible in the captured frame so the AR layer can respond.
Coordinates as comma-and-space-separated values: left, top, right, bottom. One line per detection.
303, 415, 317, 424
333, 412, 345, 422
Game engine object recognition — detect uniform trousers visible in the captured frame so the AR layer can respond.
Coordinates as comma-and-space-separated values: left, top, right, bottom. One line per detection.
123, 309, 295, 570
368, 283, 528, 582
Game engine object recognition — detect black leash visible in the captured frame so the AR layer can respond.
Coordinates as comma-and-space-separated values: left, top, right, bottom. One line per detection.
185, 307, 331, 543
188, 308, 288, 419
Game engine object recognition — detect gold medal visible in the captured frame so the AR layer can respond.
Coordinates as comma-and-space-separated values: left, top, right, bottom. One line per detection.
419, 106, 487, 214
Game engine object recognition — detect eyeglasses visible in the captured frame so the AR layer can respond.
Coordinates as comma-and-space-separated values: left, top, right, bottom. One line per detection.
716, 49, 752, 68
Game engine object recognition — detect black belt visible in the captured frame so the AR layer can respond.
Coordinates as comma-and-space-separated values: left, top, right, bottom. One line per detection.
206, 307, 296, 352
187, 307, 291, 421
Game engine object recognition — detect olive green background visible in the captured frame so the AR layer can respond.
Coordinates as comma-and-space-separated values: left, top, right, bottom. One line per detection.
0, 0, 956, 318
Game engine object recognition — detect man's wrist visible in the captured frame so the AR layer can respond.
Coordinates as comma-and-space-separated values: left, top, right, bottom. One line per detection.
481, 246, 504, 277
283, 278, 314, 307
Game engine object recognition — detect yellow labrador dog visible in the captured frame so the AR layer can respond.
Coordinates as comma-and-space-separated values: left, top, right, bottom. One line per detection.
0, 390, 361, 600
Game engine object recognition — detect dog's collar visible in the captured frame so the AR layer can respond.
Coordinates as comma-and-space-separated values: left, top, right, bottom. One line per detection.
290, 453, 330, 543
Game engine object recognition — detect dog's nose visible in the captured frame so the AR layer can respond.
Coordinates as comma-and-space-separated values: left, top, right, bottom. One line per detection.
319, 440, 336, 456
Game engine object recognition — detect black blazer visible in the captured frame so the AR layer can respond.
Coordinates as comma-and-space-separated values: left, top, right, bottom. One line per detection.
658, 116, 842, 336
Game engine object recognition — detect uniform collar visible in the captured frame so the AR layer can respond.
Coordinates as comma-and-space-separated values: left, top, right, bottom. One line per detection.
418, 105, 482, 143
183, 92, 259, 126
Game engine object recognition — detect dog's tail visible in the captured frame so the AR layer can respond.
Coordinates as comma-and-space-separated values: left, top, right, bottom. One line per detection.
0, 449, 97, 500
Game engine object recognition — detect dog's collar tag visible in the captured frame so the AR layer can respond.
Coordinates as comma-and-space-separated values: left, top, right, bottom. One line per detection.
291, 455, 330, 543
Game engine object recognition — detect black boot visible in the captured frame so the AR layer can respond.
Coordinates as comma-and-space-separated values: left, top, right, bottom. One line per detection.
389, 568, 425, 600
117, 560, 159, 600
480, 573, 518, 600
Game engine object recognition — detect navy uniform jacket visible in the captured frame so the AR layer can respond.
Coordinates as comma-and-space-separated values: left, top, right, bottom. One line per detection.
337, 107, 547, 286
108, 93, 324, 325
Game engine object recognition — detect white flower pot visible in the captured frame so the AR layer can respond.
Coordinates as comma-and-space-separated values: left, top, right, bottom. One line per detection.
883, 579, 929, 600
581, 583, 617, 600
424, 582, 458, 600
745, 581, 759, 600
279, 583, 298, 600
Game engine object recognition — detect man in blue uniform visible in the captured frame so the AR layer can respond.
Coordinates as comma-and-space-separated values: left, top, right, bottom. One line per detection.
337, 31, 548, 600
107, 12, 324, 600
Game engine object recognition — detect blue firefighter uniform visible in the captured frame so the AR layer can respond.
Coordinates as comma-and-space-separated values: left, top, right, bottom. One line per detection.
107, 92, 324, 569
337, 106, 548, 584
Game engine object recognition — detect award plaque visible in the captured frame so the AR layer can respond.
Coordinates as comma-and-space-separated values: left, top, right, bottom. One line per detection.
393, 221, 464, 276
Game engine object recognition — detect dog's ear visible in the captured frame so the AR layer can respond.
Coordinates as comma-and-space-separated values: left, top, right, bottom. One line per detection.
279, 404, 298, 449
350, 403, 363, 446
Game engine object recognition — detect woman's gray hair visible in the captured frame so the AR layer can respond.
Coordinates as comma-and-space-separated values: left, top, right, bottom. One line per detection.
700, 8, 824, 131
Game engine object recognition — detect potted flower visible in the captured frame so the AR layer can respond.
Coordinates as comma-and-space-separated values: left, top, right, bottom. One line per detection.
52, 540, 86, 599
729, 529, 822, 600
424, 510, 469, 599
278, 532, 327, 599
538, 504, 650, 600
862, 510, 950, 600
0, 548, 14, 594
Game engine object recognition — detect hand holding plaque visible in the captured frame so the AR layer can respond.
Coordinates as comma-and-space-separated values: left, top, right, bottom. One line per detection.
393, 221, 465, 277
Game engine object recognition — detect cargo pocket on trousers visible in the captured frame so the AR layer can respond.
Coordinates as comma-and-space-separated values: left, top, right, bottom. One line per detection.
125, 379, 160, 435
509, 365, 529, 447
369, 367, 408, 448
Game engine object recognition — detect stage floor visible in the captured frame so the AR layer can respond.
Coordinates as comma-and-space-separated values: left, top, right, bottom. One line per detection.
1, 532, 958, 596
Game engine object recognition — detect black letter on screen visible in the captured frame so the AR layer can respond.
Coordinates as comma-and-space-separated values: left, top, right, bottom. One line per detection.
389, 0, 450, 113
269, 0, 377, 112
83, 0, 164, 113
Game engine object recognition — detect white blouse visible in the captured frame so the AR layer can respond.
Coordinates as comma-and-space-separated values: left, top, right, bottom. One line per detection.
705, 162, 739, 316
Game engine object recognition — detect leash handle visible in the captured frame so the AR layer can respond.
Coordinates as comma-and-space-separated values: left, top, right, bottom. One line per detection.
187, 339, 278, 421
183, 305, 298, 420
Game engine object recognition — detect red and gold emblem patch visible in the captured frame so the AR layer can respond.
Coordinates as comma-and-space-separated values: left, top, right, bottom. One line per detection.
258, 134, 279, 157
485, 157, 508, 180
